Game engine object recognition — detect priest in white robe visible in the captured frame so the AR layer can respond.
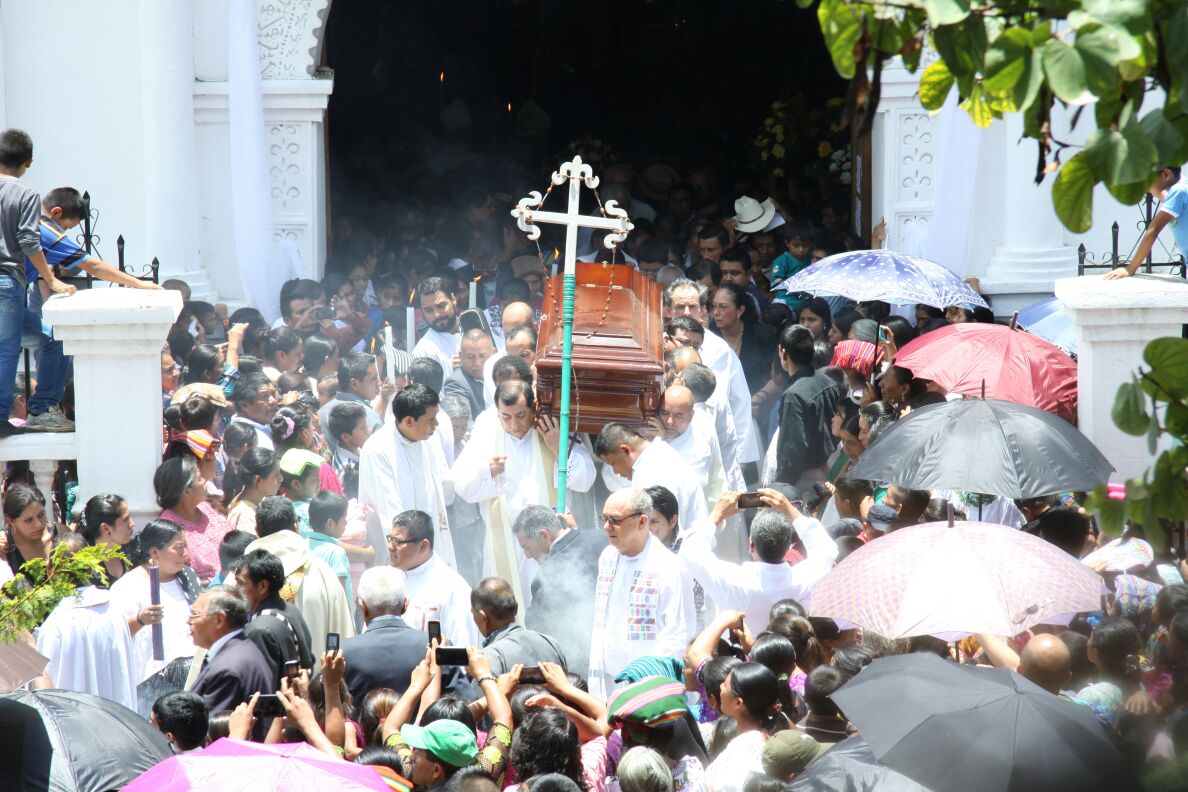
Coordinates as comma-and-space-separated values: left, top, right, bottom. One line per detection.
587, 488, 694, 699
387, 508, 482, 647
594, 422, 709, 533
36, 586, 139, 712
359, 383, 457, 569
412, 276, 462, 374
451, 380, 595, 603
655, 384, 725, 511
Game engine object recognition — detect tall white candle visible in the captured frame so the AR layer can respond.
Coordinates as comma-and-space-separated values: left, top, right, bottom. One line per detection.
383, 323, 395, 382
469, 280, 477, 309
405, 306, 416, 354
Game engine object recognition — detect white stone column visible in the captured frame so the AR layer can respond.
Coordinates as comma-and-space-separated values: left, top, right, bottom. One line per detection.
1055, 274, 1188, 480
138, 0, 201, 282
43, 290, 182, 527
982, 116, 1079, 315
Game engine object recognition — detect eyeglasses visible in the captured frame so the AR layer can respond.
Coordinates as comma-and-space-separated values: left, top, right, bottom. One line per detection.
387, 535, 419, 546
602, 511, 643, 526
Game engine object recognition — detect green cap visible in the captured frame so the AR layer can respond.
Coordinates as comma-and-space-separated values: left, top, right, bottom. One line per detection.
278, 449, 324, 477
762, 730, 827, 778
401, 720, 479, 769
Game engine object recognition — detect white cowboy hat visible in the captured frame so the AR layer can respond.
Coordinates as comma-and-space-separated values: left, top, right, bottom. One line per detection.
733, 196, 777, 234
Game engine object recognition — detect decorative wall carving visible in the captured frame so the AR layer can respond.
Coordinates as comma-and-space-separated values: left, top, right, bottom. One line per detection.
898, 112, 934, 202
256, 0, 332, 79
267, 123, 304, 212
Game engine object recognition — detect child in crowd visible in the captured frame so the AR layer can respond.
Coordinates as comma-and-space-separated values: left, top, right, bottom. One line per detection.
769, 221, 814, 311
278, 448, 324, 537
306, 490, 352, 602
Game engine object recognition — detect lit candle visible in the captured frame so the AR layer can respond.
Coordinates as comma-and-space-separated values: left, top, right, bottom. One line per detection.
405, 306, 416, 354
469, 280, 477, 309
551, 247, 559, 278
383, 323, 395, 382
148, 564, 163, 662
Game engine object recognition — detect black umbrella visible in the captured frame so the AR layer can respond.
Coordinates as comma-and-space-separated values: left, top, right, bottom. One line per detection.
786, 735, 930, 791
0, 688, 172, 791
848, 398, 1113, 500
830, 654, 1136, 792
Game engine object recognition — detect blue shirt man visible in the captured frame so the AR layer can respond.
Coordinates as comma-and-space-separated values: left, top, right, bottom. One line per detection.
1105, 166, 1188, 280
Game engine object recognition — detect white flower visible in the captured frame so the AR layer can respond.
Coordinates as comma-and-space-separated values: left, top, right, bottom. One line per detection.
840, 172, 852, 185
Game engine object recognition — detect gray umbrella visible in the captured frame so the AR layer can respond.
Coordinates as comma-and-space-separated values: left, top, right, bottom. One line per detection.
787, 735, 931, 791
848, 398, 1113, 499
830, 654, 1136, 792
0, 689, 172, 791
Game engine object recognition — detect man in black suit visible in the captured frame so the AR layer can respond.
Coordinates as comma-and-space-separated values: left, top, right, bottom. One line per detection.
341, 566, 474, 707
235, 549, 315, 685
512, 505, 608, 676
189, 585, 274, 716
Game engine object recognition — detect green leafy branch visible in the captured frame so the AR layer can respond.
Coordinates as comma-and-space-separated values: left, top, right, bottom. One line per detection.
0, 543, 124, 644
800, 0, 1188, 233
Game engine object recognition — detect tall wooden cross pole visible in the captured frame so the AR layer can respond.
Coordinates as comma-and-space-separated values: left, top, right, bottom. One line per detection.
511, 157, 633, 513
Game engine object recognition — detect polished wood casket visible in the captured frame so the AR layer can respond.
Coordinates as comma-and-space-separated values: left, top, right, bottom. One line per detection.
535, 262, 664, 434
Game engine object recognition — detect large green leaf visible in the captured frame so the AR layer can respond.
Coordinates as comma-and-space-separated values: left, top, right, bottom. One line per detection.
818, 0, 865, 79
1083, 0, 1152, 36
1042, 40, 1093, 105
1143, 337, 1188, 400
1051, 153, 1096, 232
960, 84, 999, 127
1112, 379, 1151, 436
984, 28, 1031, 95
1166, 5, 1188, 108
1083, 123, 1160, 185
1139, 108, 1186, 165
1075, 25, 1123, 98
1107, 179, 1152, 206
924, 0, 971, 27
932, 16, 988, 87
1085, 485, 1126, 536
919, 60, 955, 112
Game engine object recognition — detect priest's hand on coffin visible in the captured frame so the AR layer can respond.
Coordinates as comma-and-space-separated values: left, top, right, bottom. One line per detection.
489, 455, 508, 478
535, 415, 561, 456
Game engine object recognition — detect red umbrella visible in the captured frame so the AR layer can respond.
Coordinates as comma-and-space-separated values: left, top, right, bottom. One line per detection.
895, 323, 1077, 423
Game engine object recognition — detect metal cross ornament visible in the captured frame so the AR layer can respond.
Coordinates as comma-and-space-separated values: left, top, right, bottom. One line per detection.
510, 157, 633, 512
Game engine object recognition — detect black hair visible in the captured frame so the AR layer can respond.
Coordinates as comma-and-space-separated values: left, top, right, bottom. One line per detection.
700, 655, 743, 710
510, 685, 547, 728
239, 548, 285, 594
811, 340, 834, 370
237, 354, 264, 375
309, 490, 349, 534
1088, 616, 1142, 687
761, 302, 794, 331
727, 662, 788, 734
491, 354, 533, 387
417, 276, 453, 301
686, 259, 721, 287
267, 326, 302, 360
470, 577, 519, 622
255, 495, 297, 537
1028, 506, 1091, 558
393, 509, 435, 548
592, 422, 644, 458
394, 383, 439, 423
329, 402, 368, 444
129, 519, 186, 567
698, 223, 729, 248
153, 456, 198, 510
338, 351, 376, 392
495, 380, 535, 412
832, 309, 861, 339
767, 615, 826, 673
79, 493, 126, 546
408, 358, 446, 393
276, 370, 310, 396
768, 599, 806, 623
778, 324, 814, 367
804, 666, 847, 718
831, 641, 875, 677
664, 315, 705, 339
180, 345, 221, 386
228, 307, 266, 328
719, 246, 751, 269
42, 187, 86, 221
302, 335, 338, 378
218, 530, 255, 578
643, 485, 678, 523
749, 632, 800, 720
279, 279, 321, 318
270, 405, 311, 452
445, 767, 500, 792
713, 283, 750, 319
0, 129, 33, 168
419, 694, 476, 733
223, 447, 277, 503
354, 745, 406, 772
359, 688, 401, 746
780, 219, 815, 244
152, 691, 209, 751
883, 316, 916, 349
510, 708, 588, 792
206, 711, 233, 742
179, 395, 218, 432
232, 371, 272, 408
1157, 585, 1188, 622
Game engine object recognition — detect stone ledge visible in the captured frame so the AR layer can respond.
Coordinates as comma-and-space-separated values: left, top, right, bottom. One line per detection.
0, 433, 78, 461
1056, 274, 1188, 311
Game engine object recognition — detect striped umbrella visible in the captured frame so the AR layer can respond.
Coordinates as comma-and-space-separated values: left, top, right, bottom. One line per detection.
809, 520, 1102, 640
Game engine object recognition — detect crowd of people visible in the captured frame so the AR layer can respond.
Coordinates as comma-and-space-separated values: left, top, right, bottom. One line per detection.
1, 123, 1185, 790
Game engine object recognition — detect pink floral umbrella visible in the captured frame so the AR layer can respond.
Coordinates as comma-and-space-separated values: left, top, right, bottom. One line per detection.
809, 520, 1103, 640
124, 738, 392, 791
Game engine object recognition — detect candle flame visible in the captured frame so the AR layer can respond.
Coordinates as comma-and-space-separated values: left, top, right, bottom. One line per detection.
553, 247, 559, 259
408, 290, 415, 302
507, 102, 512, 113
472, 275, 482, 282
439, 71, 445, 83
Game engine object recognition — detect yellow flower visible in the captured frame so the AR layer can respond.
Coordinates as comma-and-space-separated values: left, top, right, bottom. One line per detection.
818, 141, 833, 157
772, 144, 786, 159
775, 130, 785, 143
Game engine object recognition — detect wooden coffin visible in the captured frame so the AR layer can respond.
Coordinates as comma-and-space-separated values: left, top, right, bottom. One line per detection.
535, 262, 664, 434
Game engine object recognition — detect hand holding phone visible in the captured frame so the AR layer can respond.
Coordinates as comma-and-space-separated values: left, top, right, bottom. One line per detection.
253, 693, 285, 718
435, 646, 470, 666
284, 660, 300, 680
326, 632, 340, 653
737, 492, 766, 509
427, 621, 442, 646
520, 666, 545, 685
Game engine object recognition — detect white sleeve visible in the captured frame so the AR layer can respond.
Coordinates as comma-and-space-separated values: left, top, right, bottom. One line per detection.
656, 570, 694, 658
678, 528, 751, 613
795, 515, 839, 568
559, 440, 596, 493
359, 442, 405, 529
451, 437, 503, 504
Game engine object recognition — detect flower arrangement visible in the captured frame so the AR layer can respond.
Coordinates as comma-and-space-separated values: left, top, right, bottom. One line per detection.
567, 135, 615, 167
753, 95, 851, 189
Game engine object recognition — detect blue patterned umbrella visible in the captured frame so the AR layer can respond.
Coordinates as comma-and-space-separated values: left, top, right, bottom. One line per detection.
779, 249, 988, 309
1015, 295, 1077, 355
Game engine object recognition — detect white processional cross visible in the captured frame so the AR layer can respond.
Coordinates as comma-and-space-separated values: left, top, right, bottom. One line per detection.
510, 156, 633, 512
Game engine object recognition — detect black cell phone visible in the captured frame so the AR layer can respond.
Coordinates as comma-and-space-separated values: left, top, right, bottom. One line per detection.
326, 632, 340, 653
254, 693, 285, 718
737, 492, 765, 509
435, 646, 470, 666
284, 660, 300, 680
812, 482, 830, 498
315, 306, 336, 321
520, 666, 545, 685
427, 621, 442, 646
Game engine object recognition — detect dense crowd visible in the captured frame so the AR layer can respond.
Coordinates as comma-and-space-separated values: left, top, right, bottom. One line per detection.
0, 124, 1183, 791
